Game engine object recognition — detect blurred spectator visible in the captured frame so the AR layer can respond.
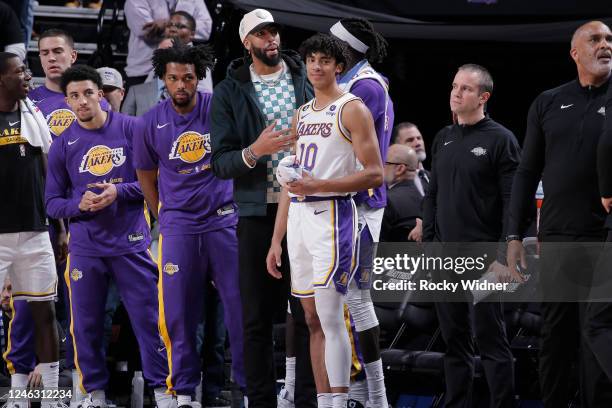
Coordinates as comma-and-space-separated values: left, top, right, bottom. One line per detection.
64, 0, 103, 8
124, 0, 212, 87
143, 11, 213, 93
96, 66, 125, 112
393, 122, 429, 195
120, 76, 162, 116
1, 0, 34, 49
0, 2, 26, 61
380, 144, 422, 242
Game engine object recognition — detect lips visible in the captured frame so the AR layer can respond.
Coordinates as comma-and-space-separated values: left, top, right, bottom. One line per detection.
597, 50, 612, 63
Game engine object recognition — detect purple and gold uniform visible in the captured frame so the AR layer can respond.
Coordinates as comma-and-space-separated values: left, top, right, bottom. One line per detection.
29, 85, 110, 372
133, 92, 244, 395
45, 111, 168, 393
29, 85, 109, 139
338, 61, 394, 289
3, 300, 36, 376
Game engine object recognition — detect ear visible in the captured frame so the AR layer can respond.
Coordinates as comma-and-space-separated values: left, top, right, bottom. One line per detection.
570, 47, 578, 64
395, 164, 406, 177
70, 49, 77, 64
479, 91, 491, 105
336, 62, 345, 75
243, 39, 251, 53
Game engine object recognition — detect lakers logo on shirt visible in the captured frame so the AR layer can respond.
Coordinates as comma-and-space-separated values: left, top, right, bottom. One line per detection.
168, 131, 210, 163
47, 109, 76, 137
78, 145, 126, 176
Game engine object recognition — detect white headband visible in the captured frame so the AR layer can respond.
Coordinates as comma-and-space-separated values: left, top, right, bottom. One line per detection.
330, 21, 369, 54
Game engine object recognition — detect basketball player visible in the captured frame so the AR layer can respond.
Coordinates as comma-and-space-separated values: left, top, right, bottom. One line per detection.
330, 18, 393, 407
267, 34, 383, 408
133, 43, 245, 407
29, 31, 108, 400
45, 65, 172, 408
0, 51, 60, 408
29, 29, 108, 139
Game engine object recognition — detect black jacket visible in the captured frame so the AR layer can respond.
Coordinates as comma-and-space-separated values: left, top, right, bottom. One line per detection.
381, 179, 425, 242
508, 79, 610, 238
210, 51, 313, 217
423, 117, 521, 242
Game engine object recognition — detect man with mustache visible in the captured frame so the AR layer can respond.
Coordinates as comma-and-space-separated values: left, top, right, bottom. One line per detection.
507, 20, 612, 407
211, 8, 316, 408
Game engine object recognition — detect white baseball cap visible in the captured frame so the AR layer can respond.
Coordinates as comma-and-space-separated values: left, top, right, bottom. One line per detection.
238, 8, 279, 43
96, 67, 123, 90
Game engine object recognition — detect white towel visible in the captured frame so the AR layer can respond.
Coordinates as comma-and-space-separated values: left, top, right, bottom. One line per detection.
19, 97, 52, 154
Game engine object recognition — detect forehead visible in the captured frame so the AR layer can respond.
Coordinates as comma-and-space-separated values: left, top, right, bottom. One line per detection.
66, 80, 98, 93
399, 127, 422, 139
171, 14, 191, 26
39, 36, 71, 50
453, 69, 480, 86
3, 56, 24, 73
307, 51, 334, 60
577, 22, 612, 41
165, 62, 196, 75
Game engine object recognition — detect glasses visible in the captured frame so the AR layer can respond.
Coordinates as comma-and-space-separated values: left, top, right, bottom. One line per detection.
167, 22, 191, 30
385, 161, 417, 171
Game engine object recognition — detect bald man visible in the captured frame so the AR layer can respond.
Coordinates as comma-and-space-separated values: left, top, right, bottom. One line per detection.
507, 21, 612, 407
381, 144, 423, 242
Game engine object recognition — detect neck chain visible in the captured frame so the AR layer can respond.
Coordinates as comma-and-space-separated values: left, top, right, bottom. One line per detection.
251, 62, 285, 87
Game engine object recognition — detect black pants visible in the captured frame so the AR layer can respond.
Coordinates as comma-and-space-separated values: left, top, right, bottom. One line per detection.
435, 300, 515, 408
539, 234, 612, 408
237, 206, 316, 408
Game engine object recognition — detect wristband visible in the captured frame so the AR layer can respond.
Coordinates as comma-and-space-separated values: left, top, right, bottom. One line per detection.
505, 234, 521, 243
247, 145, 260, 161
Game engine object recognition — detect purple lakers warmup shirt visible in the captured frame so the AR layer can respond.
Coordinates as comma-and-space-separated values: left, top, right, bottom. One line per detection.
29, 85, 109, 139
133, 92, 236, 236
45, 111, 150, 256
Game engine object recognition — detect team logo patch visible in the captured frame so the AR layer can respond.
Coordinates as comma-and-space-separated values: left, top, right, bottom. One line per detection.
163, 263, 179, 275
168, 131, 210, 163
47, 109, 76, 137
70, 268, 83, 281
79, 145, 126, 176
471, 147, 487, 157
598, 106, 606, 116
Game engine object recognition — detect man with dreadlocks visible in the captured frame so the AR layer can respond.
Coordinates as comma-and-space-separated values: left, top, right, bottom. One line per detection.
132, 43, 245, 407
329, 17, 394, 408
45, 65, 173, 408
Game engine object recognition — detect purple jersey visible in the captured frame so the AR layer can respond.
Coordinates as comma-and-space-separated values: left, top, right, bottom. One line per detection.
45, 111, 150, 257
350, 78, 394, 208
133, 92, 236, 236
29, 85, 110, 139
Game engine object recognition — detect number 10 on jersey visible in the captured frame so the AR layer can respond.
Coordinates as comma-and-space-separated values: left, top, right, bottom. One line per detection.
298, 143, 318, 171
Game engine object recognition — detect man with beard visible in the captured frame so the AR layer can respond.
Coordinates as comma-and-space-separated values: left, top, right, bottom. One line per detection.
507, 21, 612, 407
0, 52, 60, 408
211, 8, 316, 408
133, 43, 245, 408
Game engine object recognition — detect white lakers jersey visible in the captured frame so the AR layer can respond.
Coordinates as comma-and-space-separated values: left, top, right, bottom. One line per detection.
294, 92, 360, 197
